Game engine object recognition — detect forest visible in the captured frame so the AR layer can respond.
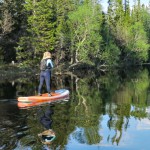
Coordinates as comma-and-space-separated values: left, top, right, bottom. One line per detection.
0, 0, 150, 69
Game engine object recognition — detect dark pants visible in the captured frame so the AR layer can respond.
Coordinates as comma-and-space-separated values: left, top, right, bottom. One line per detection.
38, 70, 51, 94
40, 108, 53, 129
38, 106, 54, 129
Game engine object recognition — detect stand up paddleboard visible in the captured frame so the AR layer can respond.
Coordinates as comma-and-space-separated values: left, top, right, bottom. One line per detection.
18, 89, 69, 104
18, 98, 69, 108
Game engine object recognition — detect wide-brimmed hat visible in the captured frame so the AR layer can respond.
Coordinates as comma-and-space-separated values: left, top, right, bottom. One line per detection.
38, 129, 56, 144
43, 52, 52, 59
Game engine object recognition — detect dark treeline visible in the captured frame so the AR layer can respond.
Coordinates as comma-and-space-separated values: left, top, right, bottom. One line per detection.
0, 0, 150, 68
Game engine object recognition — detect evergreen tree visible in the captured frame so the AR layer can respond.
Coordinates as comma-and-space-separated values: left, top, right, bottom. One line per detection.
124, 0, 130, 14
106, 0, 149, 65
16, 0, 56, 67
140, 3, 150, 43
124, 0, 130, 21
128, 1, 149, 63
0, 0, 26, 63
54, 0, 74, 66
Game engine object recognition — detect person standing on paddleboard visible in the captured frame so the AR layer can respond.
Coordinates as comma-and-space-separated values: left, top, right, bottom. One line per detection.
38, 51, 53, 96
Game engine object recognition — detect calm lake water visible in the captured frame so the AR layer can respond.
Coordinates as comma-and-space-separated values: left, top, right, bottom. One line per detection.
0, 67, 150, 150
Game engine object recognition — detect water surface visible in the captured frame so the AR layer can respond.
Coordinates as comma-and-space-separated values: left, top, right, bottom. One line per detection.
0, 68, 150, 150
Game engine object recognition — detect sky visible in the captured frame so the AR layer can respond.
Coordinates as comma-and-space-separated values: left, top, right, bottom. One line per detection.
101, 0, 149, 12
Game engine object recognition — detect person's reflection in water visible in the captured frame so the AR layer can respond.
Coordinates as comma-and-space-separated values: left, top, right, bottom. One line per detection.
38, 105, 56, 145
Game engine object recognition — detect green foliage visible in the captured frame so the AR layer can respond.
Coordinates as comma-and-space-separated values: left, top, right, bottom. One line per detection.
68, 1, 103, 64
55, 0, 73, 45
16, 0, 56, 67
54, 0, 73, 64
16, 37, 35, 68
102, 42, 120, 66
106, 0, 149, 65
0, 0, 149, 67
132, 23, 148, 60
140, 6, 150, 42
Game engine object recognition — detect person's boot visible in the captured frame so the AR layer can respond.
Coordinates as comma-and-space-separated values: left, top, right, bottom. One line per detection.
48, 93, 51, 97
38, 93, 42, 96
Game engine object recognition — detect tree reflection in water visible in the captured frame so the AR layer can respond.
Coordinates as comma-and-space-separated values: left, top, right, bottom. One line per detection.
0, 68, 150, 149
